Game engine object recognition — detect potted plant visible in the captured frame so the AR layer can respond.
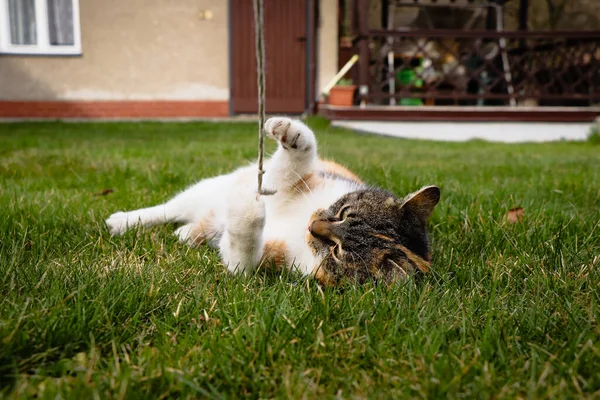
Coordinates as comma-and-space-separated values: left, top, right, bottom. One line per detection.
328, 78, 356, 107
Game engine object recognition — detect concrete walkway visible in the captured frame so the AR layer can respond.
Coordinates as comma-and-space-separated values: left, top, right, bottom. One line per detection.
332, 121, 594, 143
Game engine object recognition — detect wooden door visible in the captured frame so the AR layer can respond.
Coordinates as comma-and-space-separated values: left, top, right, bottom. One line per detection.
230, 0, 308, 114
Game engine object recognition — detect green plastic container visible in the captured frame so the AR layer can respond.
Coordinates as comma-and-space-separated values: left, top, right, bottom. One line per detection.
397, 68, 423, 88
396, 67, 423, 106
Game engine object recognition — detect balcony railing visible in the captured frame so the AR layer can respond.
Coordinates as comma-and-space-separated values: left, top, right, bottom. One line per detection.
351, 0, 600, 109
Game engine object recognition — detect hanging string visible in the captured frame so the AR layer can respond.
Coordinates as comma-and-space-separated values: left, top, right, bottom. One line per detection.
253, 0, 276, 198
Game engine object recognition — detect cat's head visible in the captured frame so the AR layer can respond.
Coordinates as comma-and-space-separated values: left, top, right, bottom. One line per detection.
306, 186, 440, 285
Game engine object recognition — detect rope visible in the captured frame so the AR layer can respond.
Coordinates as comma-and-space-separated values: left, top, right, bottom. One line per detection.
253, 0, 276, 198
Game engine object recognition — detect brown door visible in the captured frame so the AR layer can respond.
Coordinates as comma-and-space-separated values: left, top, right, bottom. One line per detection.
230, 0, 308, 114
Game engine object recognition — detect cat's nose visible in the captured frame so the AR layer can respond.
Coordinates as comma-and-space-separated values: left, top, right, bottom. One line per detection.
309, 220, 336, 241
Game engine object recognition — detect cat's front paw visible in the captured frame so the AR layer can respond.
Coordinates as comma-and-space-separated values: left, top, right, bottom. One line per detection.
264, 117, 316, 151
226, 195, 266, 238
220, 192, 266, 274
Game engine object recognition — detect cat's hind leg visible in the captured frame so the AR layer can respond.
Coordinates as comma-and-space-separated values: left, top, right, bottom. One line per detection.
106, 204, 179, 235
106, 174, 232, 236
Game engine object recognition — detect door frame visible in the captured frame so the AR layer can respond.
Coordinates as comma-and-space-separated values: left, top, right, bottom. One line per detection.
227, 0, 317, 116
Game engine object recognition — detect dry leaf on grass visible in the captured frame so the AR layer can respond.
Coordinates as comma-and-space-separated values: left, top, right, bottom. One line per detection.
93, 188, 114, 196
503, 207, 525, 224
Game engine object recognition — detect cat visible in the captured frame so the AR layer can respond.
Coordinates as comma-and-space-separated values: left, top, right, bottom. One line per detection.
105, 117, 440, 285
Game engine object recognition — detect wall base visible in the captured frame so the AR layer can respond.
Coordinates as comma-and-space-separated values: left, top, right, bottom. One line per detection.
320, 105, 600, 123
0, 100, 229, 119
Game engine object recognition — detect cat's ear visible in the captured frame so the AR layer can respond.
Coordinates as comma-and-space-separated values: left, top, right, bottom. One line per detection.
399, 186, 440, 221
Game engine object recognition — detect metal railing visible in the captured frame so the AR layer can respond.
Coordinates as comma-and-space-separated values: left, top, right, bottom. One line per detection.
349, 0, 600, 108
357, 29, 600, 106
354, 29, 600, 107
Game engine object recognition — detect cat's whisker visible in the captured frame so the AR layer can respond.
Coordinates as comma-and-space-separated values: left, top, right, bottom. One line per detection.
282, 173, 311, 200
290, 170, 314, 197
350, 251, 368, 268
282, 176, 310, 200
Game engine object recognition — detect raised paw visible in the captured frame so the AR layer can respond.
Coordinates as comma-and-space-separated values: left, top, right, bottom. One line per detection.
264, 117, 316, 152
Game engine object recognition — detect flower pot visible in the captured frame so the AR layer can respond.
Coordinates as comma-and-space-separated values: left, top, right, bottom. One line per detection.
328, 85, 356, 107
339, 36, 353, 49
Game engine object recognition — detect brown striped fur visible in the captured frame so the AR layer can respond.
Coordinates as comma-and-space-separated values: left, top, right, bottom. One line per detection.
305, 186, 439, 285
312, 263, 336, 287
372, 233, 431, 273
289, 160, 362, 198
318, 159, 363, 183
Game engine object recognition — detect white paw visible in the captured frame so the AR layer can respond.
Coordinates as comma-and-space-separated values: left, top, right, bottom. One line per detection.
226, 195, 266, 239
174, 223, 194, 244
264, 117, 315, 151
105, 212, 135, 235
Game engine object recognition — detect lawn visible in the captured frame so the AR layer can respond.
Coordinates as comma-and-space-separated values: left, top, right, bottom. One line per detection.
1, 119, 599, 399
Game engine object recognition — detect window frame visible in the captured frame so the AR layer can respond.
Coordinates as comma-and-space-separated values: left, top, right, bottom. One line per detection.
0, 0, 81, 55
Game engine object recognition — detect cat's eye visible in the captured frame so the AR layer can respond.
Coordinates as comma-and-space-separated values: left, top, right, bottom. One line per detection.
338, 205, 354, 220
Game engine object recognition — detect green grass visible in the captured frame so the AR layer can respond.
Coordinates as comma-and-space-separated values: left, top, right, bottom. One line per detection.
1, 119, 599, 399
589, 125, 600, 145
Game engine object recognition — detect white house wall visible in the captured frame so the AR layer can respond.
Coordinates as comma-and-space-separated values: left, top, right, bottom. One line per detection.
0, 0, 230, 102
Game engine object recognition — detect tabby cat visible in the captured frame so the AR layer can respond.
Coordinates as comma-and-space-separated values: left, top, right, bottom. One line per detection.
106, 117, 440, 285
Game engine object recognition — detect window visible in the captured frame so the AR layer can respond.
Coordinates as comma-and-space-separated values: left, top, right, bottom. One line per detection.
0, 0, 81, 55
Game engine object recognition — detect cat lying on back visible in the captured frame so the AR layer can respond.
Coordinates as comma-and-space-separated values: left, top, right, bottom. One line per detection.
106, 117, 440, 285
